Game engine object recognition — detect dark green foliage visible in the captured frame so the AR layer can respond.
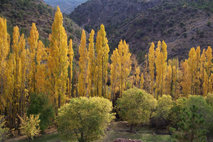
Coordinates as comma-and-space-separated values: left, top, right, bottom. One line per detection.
27, 93, 55, 132
170, 96, 213, 142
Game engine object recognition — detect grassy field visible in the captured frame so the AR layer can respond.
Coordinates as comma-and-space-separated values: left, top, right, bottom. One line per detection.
15, 121, 171, 142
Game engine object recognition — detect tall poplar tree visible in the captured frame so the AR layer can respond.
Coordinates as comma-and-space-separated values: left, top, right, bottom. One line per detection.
78, 30, 87, 96
148, 42, 155, 94
68, 39, 74, 97
28, 23, 39, 93
87, 30, 95, 97
95, 24, 110, 97
47, 7, 68, 108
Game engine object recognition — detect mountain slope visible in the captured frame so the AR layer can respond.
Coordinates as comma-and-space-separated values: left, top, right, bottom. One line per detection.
0, 0, 82, 46
44, 0, 88, 14
70, 0, 213, 62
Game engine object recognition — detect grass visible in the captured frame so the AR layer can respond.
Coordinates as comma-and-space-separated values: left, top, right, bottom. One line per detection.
19, 133, 63, 142
17, 121, 171, 142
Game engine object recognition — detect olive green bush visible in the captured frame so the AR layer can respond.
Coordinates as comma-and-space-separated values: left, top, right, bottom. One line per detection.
57, 97, 114, 142
117, 88, 157, 131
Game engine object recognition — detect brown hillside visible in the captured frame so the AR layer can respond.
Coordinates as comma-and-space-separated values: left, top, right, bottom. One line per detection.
70, 0, 213, 62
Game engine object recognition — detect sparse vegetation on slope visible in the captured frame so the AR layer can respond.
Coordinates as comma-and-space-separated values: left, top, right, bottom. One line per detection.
70, 0, 213, 62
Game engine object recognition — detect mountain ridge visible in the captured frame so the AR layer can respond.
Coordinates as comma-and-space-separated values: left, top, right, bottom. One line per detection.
44, 0, 88, 14
0, 0, 82, 47
70, 0, 213, 62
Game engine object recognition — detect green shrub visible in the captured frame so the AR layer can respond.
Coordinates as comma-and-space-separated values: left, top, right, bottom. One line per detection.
170, 95, 213, 142
156, 95, 173, 120
57, 97, 114, 142
151, 95, 173, 129
27, 93, 55, 132
206, 93, 213, 107
117, 88, 157, 131
18, 114, 40, 141
0, 115, 9, 141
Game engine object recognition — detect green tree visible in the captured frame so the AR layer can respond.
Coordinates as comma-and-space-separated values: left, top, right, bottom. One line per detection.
27, 93, 55, 132
57, 97, 114, 142
170, 96, 212, 142
117, 88, 157, 131
155, 95, 173, 120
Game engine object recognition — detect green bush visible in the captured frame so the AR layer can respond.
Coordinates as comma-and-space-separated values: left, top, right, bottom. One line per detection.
170, 95, 213, 142
27, 93, 55, 132
151, 95, 173, 129
18, 114, 40, 141
155, 95, 173, 120
0, 115, 9, 141
206, 93, 213, 107
117, 88, 157, 131
57, 97, 114, 142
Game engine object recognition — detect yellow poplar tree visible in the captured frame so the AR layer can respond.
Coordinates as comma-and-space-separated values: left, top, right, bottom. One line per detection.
95, 24, 110, 97
118, 40, 131, 96
68, 39, 74, 97
35, 40, 47, 94
110, 48, 119, 100
188, 48, 197, 95
200, 49, 206, 94
140, 73, 144, 89
209, 74, 213, 93
181, 60, 191, 96
28, 23, 39, 93
135, 66, 140, 87
47, 7, 68, 108
203, 70, 208, 96
148, 42, 155, 94
166, 65, 172, 95
155, 41, 163, 98
78, 30, 87, 97
87, 30, 95, 97
206, 46, 212, 76
0, 17, 10, 111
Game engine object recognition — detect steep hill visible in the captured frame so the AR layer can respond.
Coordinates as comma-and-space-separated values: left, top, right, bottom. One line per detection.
44, 0, 88, 14
70, 0, 213, 62
0, 0, 82, 46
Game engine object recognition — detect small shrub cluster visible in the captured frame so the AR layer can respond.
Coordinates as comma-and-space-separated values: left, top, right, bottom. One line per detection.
116, 88, 213, 141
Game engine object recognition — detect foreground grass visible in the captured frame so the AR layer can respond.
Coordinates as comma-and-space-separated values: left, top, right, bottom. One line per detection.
98, 121, 171, 142
17, 121, 171, 142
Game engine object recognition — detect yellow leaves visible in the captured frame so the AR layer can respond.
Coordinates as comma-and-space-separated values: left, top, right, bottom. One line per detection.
88, 30, 95, 97
68, 39, 74, 97
0, 17, 10, 61
35, 41, 47, 94
78, 29, 88, 96
95, 24, 110, 97
135, 66, 140, 87
206, 46, 212, 75
140, 73, 144, 89
153, 41, 168, 98
203, 70, 208, 96
18, 114, 40, 140
48, 6, 68, 107
110, 40, 132, 97
148, 42, 155, 93
28, 23, 39, 93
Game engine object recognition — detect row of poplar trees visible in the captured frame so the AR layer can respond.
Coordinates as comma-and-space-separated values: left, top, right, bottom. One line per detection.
147, 42, 213, 99
0, 6, 212, 130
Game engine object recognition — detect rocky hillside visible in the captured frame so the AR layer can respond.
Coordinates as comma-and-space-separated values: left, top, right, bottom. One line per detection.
0, 0, 82, 46
44, 0, 88, 14
70, 0, 213, 62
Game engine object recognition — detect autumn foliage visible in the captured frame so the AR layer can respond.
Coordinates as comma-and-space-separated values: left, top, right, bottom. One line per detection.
0, 6, 212, 138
